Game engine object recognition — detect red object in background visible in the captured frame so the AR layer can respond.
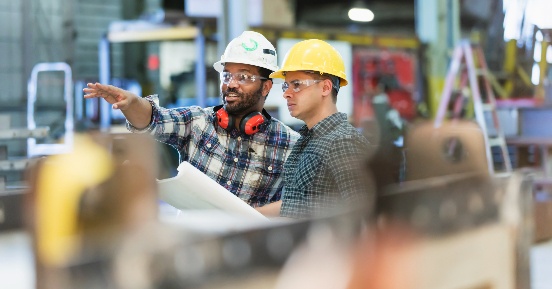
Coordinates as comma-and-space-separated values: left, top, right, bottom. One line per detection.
387, 89, 416, 121
148, 54, 160, 70
352, 49, 418, 125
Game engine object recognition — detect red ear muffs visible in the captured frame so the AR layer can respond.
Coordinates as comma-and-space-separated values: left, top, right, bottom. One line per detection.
215, 107, 266, 135
216, 108, 234, 130
240, 112, 267, 135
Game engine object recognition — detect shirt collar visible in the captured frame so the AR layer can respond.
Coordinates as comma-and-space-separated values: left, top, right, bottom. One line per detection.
299, 112, 348, 137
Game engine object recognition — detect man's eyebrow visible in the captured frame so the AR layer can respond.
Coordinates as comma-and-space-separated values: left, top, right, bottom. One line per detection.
222, 69, 253, 73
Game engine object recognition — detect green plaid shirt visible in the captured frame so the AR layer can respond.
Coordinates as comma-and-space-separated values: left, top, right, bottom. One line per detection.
280, 112, 374, 218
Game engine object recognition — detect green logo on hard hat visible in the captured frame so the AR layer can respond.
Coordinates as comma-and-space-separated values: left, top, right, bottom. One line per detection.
242, 39, 258, 51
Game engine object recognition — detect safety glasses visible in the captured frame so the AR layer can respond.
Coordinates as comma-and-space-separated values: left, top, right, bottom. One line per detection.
220, 72, 267, 85
281, 79, 322, 93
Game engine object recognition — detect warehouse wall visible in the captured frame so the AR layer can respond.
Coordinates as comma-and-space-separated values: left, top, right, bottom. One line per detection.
0, 1, 26, 109
0, 0, 157, 172
0, 0, 131, 111
74, 0, 125, 80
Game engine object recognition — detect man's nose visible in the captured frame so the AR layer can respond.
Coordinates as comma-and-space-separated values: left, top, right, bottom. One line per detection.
282, 86, 293, 98
227, 77, 240, 88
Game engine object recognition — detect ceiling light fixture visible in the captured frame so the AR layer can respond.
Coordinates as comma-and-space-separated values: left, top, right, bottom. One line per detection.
348, 0, 374, 22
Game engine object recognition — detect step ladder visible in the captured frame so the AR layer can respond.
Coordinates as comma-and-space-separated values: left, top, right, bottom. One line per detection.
434, 40, 512, 176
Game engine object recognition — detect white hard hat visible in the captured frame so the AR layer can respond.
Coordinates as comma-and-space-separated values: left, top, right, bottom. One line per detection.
213, 31, 278, 73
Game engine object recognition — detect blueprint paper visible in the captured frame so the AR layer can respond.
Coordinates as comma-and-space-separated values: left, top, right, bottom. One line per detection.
157, 161, 267, 220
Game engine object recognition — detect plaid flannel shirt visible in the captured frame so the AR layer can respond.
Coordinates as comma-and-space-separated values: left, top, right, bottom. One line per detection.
128, 95, 300, 207
280, 112, 374, 218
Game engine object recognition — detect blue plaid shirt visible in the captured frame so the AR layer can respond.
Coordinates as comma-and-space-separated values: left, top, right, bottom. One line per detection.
128, 95, 300, 207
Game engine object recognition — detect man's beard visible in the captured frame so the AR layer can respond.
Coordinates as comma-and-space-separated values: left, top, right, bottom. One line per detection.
222, 85, 263, 115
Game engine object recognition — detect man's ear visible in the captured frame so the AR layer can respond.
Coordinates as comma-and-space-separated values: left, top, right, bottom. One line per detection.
321, 79, 333, 97
262, 80, 273, 97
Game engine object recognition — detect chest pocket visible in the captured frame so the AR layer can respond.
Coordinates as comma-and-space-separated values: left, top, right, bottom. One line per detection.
195, 135, 225, 163
248, 153, 284, 195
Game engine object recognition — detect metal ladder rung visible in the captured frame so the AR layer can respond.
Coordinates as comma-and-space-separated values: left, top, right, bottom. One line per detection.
487, 137, 506, 147
475, 69, 486, 76
481, 103, 494, 111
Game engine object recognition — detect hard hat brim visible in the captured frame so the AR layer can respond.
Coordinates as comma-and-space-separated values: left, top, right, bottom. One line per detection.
213, 60, 278, 73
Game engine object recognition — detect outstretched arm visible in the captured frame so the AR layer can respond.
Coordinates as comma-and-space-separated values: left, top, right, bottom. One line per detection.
83, 82, 153, 129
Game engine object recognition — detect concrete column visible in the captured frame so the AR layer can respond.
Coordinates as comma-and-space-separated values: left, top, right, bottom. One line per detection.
227, 0, 249, 39
416, 0, 460, 116
218, 0, 249, 57
217, 0, 229, 58
195, 21, 206, 108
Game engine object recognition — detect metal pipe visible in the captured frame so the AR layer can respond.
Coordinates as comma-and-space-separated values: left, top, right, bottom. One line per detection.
99, 35, 111, 130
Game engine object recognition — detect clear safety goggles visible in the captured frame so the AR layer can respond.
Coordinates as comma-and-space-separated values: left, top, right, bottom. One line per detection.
220, 72, 267, 85
281, 79, 322, 93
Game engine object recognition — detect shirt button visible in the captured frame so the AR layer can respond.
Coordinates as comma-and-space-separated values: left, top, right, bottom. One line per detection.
234, 158, 238, 162
227, 181, 231, 185
206, 143, 212, 148
237, 137, 242, 141
268, 166, 273, 171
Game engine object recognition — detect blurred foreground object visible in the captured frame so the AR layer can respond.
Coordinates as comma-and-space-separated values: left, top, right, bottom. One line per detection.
23, 121, 534, 289
404, 120, 488, 181
25, 132, 158, 289
66, 171, 532, 289
274, 171, 531, 289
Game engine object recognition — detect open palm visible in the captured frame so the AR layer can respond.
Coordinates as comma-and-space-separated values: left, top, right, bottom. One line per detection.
83, 82, 135, 110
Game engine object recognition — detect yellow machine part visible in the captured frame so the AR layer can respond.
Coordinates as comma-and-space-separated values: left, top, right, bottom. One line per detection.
428, 76, 445, 118
35, 134, 114, 266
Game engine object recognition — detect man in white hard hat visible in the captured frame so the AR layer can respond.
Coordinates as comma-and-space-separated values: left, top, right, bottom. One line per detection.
257, 39, 374, 219
84, 31, 299, 208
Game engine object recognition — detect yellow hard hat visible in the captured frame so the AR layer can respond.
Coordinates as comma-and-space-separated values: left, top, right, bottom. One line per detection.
270, 39, 348, 86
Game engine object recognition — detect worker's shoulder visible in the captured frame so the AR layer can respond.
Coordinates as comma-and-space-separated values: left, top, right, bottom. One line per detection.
162, 104, 213, 115
190, 105, 215, 115
328, 121, 370, 144
173, 105, 216, 121
267, 117, 301, 140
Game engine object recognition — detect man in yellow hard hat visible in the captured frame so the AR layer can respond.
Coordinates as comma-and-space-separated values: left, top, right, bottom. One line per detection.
83, 31, 299, 209
256, 39, 374, 219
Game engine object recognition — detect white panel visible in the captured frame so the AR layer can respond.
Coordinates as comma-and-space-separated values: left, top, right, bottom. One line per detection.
228, 0, 249, 39
159, 41, 196, 90
247, 0, 263, 27
187, 0, 293, 28
265, 39, 353, 127
526, 0, 552, 29
185, 0, 222, 17
415, 0, 438, 43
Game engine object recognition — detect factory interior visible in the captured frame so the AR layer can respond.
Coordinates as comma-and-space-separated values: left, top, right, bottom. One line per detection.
1, 0, 552, 288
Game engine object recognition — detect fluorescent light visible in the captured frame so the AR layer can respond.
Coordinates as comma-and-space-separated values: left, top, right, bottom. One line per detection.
348, 7, 374, 22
